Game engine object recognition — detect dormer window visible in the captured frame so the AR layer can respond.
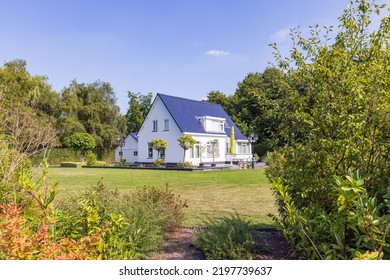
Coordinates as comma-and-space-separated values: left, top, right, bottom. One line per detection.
197, 116, 226, 133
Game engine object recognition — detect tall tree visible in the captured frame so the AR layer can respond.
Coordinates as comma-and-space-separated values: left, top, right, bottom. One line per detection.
58, 80, 126, 150
205, 90, 231, 112
125, 92, 153, 133
0, 59, 60, 122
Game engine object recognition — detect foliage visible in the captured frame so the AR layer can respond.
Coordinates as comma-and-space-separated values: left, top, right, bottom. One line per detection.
85, 151, 97, 166
125, 92, 153, 133
177, 161, 196, 168
54, 182, 187, 259
177, 135, 197, 162
58, 80, 127, 150
151, 138, 167, 159
205, 90, 230, 111
270, 174, 389, 260
152, 159, 166, 166
0, 202, 102, 260
266, 0, 390, 259
0, 59, 60, 122
195, 215, 254, 260
254, 141, 274, 159
66, 133, 96, 160
207, 139, 219, 163
59, 162, 78, 167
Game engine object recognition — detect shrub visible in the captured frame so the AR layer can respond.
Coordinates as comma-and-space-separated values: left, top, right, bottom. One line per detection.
254, 141, 274, 158
177, 161, 196, 168
59, 162, 79, 167
85, 151, 97, 166
152, 159, 166, 166
195, 215, 254, 260
54, 182, 188, 259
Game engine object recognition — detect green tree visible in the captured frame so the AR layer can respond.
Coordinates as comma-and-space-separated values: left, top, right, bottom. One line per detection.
205, 90, 231, 112
266, 0, 390, 259
151, 139, 167, 159
177, 135, 197, 162
59, 80, 126, 150
67, 133, 96, 161
125, 92, 153, 133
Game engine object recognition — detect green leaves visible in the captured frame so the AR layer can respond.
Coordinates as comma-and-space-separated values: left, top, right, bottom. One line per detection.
266, 0, 390, 260
67, 133, 96, 152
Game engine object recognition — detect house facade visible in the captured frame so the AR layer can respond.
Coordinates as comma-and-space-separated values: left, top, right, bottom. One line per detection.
114, 133, 138, 163
116, 93, 252, 166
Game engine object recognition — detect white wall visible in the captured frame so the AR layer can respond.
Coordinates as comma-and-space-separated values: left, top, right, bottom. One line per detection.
137, 97, 182, 163
184, 134, 228, 165
114, 134, 138, 163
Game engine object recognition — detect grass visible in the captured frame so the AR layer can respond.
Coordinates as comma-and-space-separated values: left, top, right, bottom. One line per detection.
42, 167, 277, 227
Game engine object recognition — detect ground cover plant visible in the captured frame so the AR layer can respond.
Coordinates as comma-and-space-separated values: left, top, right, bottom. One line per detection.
195, 215, 254, 260
45, 167, 277, 227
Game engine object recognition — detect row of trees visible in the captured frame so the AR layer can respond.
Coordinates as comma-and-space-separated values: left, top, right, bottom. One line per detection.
0, 59, 155, 154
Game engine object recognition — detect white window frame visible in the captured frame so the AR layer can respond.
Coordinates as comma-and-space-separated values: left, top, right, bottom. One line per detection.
152, 120, 158, 132
164, 119, 169, 131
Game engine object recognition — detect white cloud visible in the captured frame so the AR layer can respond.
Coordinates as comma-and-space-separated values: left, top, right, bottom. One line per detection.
205, 50, 230, 56
269, 28, 291, 43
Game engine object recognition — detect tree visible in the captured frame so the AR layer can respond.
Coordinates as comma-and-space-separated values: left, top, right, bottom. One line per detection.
266, 0, 390, 259
151, 139, 167, 159
66, 133, 96, 161
205, 90, 231, 112
58, 80, 126, 150
177, 135, 197, 162
125, 92, 153, 133
207, 139, 219, 165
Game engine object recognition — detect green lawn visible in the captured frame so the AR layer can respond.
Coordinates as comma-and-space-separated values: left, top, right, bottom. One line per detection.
43, 167, 277, 227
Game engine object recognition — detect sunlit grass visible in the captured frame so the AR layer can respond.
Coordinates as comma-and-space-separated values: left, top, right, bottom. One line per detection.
44, 167, 277, 227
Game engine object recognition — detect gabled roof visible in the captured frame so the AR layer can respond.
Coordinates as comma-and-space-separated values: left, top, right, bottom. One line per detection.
157, 93, 247, 140
129, 132, 138, 141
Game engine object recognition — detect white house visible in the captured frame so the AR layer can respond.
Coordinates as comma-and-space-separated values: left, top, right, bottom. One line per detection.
116, 93, 252, 166
114, 132, 138, 163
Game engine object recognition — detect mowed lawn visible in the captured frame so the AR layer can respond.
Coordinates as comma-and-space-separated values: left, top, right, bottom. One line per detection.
44, 167, 278, 227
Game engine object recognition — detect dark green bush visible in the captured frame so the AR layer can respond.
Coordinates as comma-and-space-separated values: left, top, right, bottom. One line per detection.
254, 141, 274, 159
195, 215, 254, 260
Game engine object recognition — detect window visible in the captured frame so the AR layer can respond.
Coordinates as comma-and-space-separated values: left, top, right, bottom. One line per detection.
160, 149, 165, 159
148, 143, 153, 158
238, 142, 248, 154
219, 121, 224, 131
164, 119, 169, 131
190, 144, 200, 159
152, 120, 158, 132
133, 151, 138, 156
207, 140, 219, 158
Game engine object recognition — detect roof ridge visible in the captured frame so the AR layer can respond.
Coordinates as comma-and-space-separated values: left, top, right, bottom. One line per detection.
157, 93, 221, 107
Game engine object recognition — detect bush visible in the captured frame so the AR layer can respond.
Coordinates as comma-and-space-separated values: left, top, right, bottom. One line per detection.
254, 141, 274, 159
59, 162, 79, 167
177, 161, 196, 168
195, 215, 254, 260
152, 159, 166, 166
54, 182, 187, 259
85, 151, 97, 166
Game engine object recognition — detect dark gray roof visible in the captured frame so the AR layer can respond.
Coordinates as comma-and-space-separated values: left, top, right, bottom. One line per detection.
157, 93, 247, 140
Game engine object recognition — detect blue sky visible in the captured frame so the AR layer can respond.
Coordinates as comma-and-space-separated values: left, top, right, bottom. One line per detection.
1, 0, 354, 112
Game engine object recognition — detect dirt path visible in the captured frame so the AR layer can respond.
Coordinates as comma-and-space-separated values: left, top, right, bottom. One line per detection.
149, 228, 292, 260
